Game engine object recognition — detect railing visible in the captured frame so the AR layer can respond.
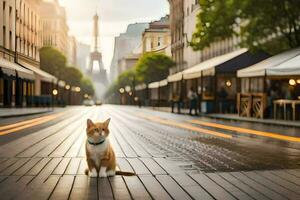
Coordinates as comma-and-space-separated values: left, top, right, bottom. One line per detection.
237, 93, 267, 119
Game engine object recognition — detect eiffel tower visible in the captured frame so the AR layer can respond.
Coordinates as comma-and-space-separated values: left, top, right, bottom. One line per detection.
88, 13, 108, 99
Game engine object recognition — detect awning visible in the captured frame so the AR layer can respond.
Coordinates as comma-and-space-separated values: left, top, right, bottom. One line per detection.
0, 58, 34, 80
159, 79, 168, 87
183, 48, 248, 79
237, 47, 300, 78
18, 60, 58, 83
167, 72, 182, 82
148, 81, 160, 89
135, 83, 147, 91
266, 55, 300, 76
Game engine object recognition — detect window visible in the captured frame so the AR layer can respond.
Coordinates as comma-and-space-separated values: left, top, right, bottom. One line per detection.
158, 37, 162, 46
0, 78, 3, 106
3, 27, 6, 48
9, 31, 12, 50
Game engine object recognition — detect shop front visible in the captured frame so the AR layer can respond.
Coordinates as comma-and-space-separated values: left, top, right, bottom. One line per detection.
182, 49, 269, 113
148, 81, 160, 107
0, 58, 35, 107
19, 60, 58, 107
158, 79, 169, 107
237, 47, 300, 120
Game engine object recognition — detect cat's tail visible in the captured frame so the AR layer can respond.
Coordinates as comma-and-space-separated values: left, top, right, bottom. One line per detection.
116, 171, 135, 176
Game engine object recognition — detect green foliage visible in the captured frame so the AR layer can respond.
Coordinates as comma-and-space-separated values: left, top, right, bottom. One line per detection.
135, 53, 175, 84
81, 77, 95, 96
62, 66, 83, 87
191, 0, 300, 54
104, 53, 175, 99
40, 46, 95, 95
40, 47, 67, 80
118, 69, 136, 87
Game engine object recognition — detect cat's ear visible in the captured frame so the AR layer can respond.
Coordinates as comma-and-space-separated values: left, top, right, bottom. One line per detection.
104, 118, 111, 127
87, 119, 94, 128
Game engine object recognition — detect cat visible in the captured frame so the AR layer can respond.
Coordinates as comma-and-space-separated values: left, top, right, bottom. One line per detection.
85, 118, 135, 178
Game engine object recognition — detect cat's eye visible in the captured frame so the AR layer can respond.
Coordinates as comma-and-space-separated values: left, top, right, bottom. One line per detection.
94, 128, 99, 132
102, 128, 105, 131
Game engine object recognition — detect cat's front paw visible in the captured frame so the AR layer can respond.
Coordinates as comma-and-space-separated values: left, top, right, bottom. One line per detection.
99, 172, 107, 178
89, 168, 98, 178
99, 166, 107, 178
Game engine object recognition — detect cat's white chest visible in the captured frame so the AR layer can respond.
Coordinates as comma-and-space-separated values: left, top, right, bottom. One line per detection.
86, 139, 109, 167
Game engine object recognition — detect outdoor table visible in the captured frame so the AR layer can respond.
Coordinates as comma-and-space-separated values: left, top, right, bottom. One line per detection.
273, 99, 300, 121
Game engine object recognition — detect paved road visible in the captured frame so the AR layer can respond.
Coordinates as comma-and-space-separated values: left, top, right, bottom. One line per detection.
0, 105, 300, 200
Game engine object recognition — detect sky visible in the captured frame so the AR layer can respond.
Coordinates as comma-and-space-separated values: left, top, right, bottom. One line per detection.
59, 0, 170, 71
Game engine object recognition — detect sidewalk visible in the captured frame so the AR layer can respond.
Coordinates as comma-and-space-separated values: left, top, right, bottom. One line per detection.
147, 106, 300, 128
0, 107, 53, 118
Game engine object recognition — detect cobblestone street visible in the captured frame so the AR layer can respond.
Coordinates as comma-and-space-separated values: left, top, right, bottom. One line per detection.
0, 105, 300, 199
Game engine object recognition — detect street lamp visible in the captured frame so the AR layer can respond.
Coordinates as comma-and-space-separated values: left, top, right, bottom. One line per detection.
119, 88, 125, 94
289, 79, 296, 86
226, 80, 232, 87
125, 85, 131, 93
65, 85, 71, 90
75, 87, 81, 92
52, 89, 58, 96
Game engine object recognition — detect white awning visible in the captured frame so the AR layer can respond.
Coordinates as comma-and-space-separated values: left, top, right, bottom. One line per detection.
159, 79, 168, 87
266, 55, 300, 76
183, 48, 248, 79
18, 60, 58, 83
135, 83, 147, 91
167, 72, 182, 82
148, 81, 160, 89
237, 47, 300, 78
0, 58, 34, 80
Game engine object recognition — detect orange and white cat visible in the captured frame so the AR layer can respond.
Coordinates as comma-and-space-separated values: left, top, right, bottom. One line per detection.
85, 118, 134, 178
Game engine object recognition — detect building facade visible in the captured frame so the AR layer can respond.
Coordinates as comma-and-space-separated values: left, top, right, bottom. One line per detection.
109, 22, 149, 81
169, 0, 240, 71
0, 0, 58, 107
76, 42, 90, 73
142, 15, 171, 57
67, 35, 77, 66
168, 0, 184, 74
37, 0, 69, 56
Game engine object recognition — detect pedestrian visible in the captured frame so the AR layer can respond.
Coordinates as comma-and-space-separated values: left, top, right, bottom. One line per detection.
188, 87, 198, 115
171, 93, 181, 114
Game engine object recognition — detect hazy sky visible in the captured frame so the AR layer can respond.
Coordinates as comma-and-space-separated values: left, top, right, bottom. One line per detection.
59, 0, 169, 70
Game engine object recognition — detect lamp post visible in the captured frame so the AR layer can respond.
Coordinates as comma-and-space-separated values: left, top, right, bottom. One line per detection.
52, 89, 58, 107
65, 84, 71, 105
119, 88, 125, 105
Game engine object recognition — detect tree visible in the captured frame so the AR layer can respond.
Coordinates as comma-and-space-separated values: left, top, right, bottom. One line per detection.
118, 69, 136, 87
40, 46, 67, 80
40, 46, 95, 96
104, 53, 175, 101
191, 0, 300, 54
135, 53, 175, 84
62, 66, 83, 87
81, 77, 95, 96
